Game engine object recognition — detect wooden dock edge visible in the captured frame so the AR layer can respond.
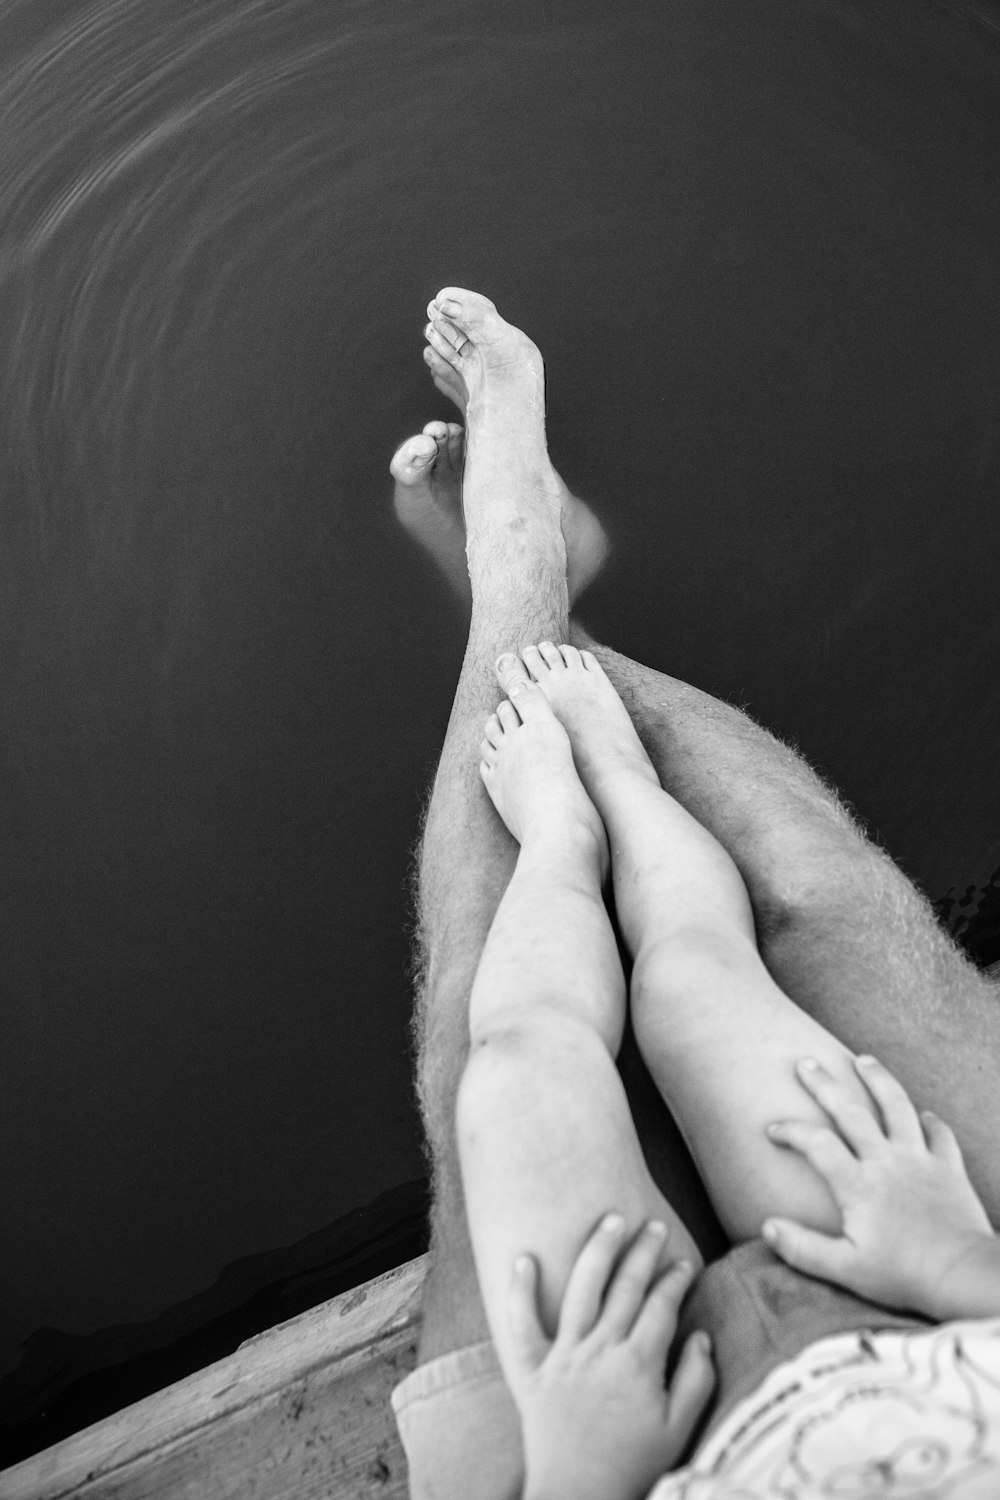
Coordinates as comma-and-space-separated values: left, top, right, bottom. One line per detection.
0, 1252, 430, 1499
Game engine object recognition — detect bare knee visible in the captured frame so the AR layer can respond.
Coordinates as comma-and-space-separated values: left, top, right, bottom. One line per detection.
752, 824, 898, 944
755, 834, 968, 1043
763, 837, 942, 953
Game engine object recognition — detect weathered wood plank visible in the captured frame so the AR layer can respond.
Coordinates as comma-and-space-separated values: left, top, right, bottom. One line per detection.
0, 1254, 430, 1500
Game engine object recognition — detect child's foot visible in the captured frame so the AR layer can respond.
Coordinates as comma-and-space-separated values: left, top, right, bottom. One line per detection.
479, 677, 610, 886
494, 644, 661, 809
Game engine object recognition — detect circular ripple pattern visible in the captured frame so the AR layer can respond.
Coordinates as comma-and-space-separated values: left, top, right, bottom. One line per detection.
0, 0, 458, 637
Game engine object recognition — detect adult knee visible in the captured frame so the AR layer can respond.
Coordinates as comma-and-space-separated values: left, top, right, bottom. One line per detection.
754, 834, 960, 1020
751, 824, 892, 945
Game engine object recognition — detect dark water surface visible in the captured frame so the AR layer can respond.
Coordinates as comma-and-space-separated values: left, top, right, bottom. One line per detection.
2, 0, 1000, 1448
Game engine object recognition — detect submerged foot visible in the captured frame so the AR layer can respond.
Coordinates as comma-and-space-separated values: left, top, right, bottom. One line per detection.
390, 420, 469, 600
391, 416, 608, 606
479, 677, 610, 884
494, 644, 661, 808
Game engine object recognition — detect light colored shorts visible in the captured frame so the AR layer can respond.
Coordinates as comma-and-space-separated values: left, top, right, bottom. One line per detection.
389, 1239, 930, 1500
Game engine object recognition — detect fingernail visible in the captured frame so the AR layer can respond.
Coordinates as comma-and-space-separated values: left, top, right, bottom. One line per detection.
856, 1054, 877, 1067
646, 1219, 667, 1238
766, 1122, 782, 1136
602, 1213, 624, 1233
799, 1057, 819, 1071
696, 1331, 712, 1352
762, 1220, 778, 1243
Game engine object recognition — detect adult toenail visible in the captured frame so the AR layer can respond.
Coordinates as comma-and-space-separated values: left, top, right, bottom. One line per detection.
508, 678, 528, 697
496, 653, 518, 672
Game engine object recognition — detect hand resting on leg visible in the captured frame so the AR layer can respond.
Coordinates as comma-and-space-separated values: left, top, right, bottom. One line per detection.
510, 1214, 715, 1500
764, 1053, 1000, 1321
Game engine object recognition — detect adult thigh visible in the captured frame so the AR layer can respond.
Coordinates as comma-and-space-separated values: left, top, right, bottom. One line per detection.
412, 962, 494, 1367
762, 842, 1000, 1221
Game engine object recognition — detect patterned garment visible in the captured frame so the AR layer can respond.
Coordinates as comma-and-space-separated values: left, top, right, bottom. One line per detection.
648, 1317, 1000, 1499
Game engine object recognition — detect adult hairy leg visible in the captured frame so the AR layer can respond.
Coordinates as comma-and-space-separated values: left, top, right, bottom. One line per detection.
399, 400, 1000, 1224
405, 330, 998, 1196
396, 292, 718, 1368
401, 290, 569, 1366
568, 624, 1000, 1224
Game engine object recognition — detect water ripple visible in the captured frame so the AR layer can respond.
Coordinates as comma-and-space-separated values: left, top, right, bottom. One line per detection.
0, 0, 451, 628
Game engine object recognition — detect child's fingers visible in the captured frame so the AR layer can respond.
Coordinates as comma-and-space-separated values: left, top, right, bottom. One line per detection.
597, 1219, 673, 1339
762, 1215, 854, 1286
553, 1212, 629, 1343
663, 1330, 716, 1453
766, 1116, 857, 1197
631, 1255, 697, 1359
507, 1254, 550, 1373
852, 1055, 925, 1148
793, 1059, 884, 1156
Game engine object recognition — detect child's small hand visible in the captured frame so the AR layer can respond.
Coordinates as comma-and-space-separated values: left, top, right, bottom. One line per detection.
764, 1054, 995, 1319
507, 1214, 715, 1500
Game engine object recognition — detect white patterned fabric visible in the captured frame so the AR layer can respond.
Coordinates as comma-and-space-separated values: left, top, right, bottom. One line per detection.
648, 1317, 1000, 1499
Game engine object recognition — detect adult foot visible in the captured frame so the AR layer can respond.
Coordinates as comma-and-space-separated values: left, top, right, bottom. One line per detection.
494, 644, 662, 808
390, 420, 469, 600
424, 286, 564, 545
479, 677, 610, 885
425, 286, 545, 418
391, 419, 609, 607
423, 327, 609, 602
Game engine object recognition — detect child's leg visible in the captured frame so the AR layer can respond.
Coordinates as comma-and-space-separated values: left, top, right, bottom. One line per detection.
496, 644, 880, 1244
455, 681, 702, 1395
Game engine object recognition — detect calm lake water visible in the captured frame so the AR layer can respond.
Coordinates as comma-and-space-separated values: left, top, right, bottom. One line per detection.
1, 0, 999, 1443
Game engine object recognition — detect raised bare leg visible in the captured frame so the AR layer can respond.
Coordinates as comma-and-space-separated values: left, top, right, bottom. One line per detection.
403, 288, 570, 1366
398, 293, 716, 1369
493, 644, 881, 1244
